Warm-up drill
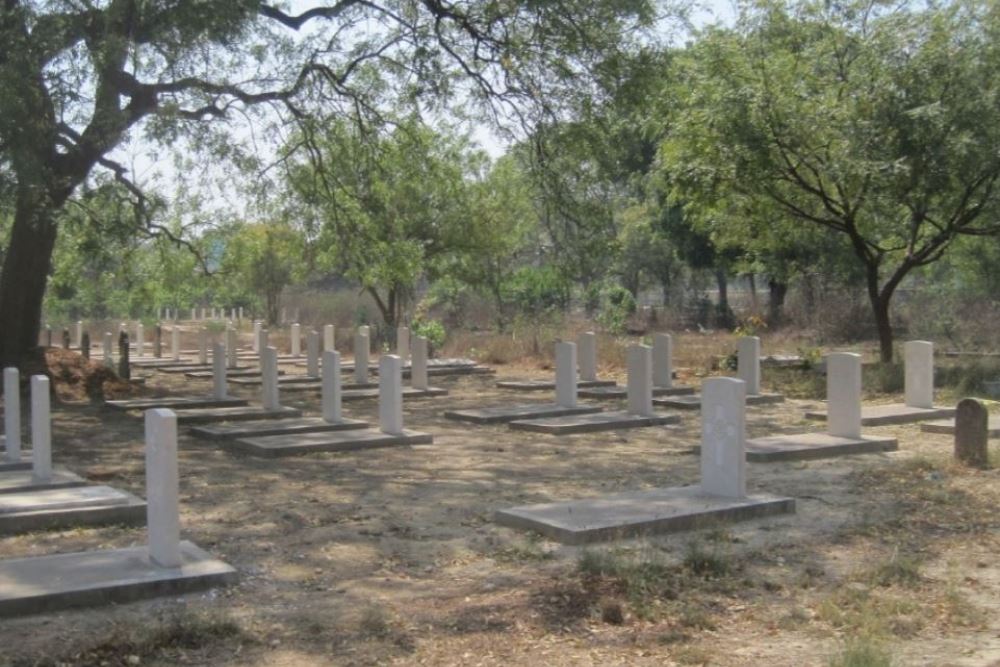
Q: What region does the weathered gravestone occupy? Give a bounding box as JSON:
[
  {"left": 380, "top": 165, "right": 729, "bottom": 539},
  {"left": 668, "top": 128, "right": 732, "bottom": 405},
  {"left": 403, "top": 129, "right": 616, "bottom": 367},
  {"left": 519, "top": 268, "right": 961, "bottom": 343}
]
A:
[
  {"left": 955, "top": 398, "right": 989, "bottom": 468},
  {"left": 62, "top": 329, "right": 70, "bottom": 350},
  {"left": 79, "top": 332, "right": 90, "bottom": 360},
  {"left": 118, "top": 332, "right": 130, "bottom": 380},
  {"left": 154, "top": 325, "right": 162, "bottom": 358}
]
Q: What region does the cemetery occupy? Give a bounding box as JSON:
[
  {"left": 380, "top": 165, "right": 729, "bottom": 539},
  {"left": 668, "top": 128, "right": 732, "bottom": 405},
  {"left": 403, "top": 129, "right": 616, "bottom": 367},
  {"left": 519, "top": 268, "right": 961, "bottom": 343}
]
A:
[{"left": 2, "top": 1, "right": 1000, "bottom": 665}]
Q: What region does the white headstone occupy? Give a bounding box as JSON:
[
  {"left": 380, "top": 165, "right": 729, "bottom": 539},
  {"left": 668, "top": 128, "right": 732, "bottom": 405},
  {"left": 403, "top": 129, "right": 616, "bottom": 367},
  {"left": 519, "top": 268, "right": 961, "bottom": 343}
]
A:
[
  {"left": 737, "top": 336, "right": 761, "bottom": 396},
  {"left": 290, "top": 323, "right": 301, "bottom": 357},
  {"left": 322, "top": 350, "right": 342, "bottom": 423},
  {"left": 103, "top": 332, "right": 114, "bottom": 368},
  {"left": 261, "top": 346, "right": 280, "bottom": 410},
  {"left": 252, "top": 320, "right": 262, "bottom": 352},
  {"left": 555, "top": 342, "right": 577, "bottom": 408},
  {"left": 652, "top": 333, "right": 673, "bottom": 389},
  {"left": 358, "top": 325, "right": 370, "bottom": 338},
  {"left": 626, "top": 344, "right": 653, "bottom": 417},
  {"left": 30, "top": 375, "right": 51, "bottom": 484},
  {"left": 700, "top": 377, "right": 746, "bottom": 499},
  {"left": 577, "top": 332, "right": 597, "bottom": 382},
  {"left": 212, "top": 343, "right": 227, "bottom": 399},
  {"left": 378, "top": 355, "right": 403, "bottom": 435},
  {"left": 904, "top": 340, "right": 934, "bottom": 409},
  {"left": 197, "top": 328, "right": 208, "bottom": 365},
  {"left": 238, "top": 306, "right": 243, "bottom": 321},
  {"left": 190, "top": 307, "right": 196, "bottom": 321},
  {"left": 75, "top": 321, "right": 83, "bottom": 348},
  {"left": 200, "top": 307, "right": 207, "bottom": 320},
  {"left": 226, "top": 327, "right": 238, "bottom": 369},
  {"left": 827, "top": 352, "right": 862, "bottom": 439},
  {"left": 411, "top": 335, "right": 429, "bottom": 390},
  {"left": 136, "top": 322, "right": 145, "bottom": 358},
  {"left": 354, "top": 332, "right": 370, "bottom": 384},
  {"left": 171, "top": 326, "right": 180, "bottom": 361},
  {"left": 323, "top": 324, "right": 335, "bottom": 351},
  {"left": 4, "top": 368, "right": 20, "bottom": 462},
  {"left": 306, "top": 330, "right": 320, "bottom": 377},
  {"left": 144, "top": 408, "right": 182, "bottom": 568},
  {"left": 397, "top": 326, "right": 410, "bottom": 362},
  {"left": 257, "top": 327, "right": 269, "bottom": 361}
]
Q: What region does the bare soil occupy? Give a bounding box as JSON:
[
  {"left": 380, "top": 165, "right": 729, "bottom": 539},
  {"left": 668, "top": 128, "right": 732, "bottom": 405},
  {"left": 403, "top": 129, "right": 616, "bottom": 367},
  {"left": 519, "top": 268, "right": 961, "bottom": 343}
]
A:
[{"left": 1, "top": 334, "right": 999, "bottom": 667}]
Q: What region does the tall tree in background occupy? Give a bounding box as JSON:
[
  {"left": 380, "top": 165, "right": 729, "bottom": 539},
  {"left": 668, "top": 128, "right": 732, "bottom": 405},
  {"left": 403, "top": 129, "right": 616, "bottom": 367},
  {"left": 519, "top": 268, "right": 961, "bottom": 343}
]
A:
[{"left": 659, "top": 0, "right": 1000, "bottom": 361}]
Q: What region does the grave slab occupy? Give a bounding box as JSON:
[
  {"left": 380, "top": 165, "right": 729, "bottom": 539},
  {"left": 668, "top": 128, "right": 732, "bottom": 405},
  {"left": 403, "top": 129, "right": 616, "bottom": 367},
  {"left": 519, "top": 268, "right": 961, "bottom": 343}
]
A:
[
  {"left": 654, "top": 393, "right": 785, "bottom": 410},
  {"left": 226, "top": 428, "right": 433, "bottom": 457},
  {"left": 0, "top": 541, "right": 237, "bottom": 617},
  {"left": 495, "top": 379, "right": 617, "bottom": 391},
  {"left": 227, "top": 375, "right": 333, "bottom": 387},
  {"left": 105, "top": 396, "right": 248, "bottom": 411},
  {"left": 578, "top": 385, "right": 696, "bottom": 399},
  {"left": 184, "top": 369, "right": 286, "bottom": 379},
  {"left": 444, "top": 403, "right": 602, "bottom": 424},
  {"left": 921, "top": 417, "right": 1000, "bottom": 436},
  {"left": 0, "top": 485, "right": 146, "bottom": 535},
  {"left": 496, "top": 485, "right": 795, "bottom": 544},
  {"left": 155, "top": 364, "right": 248, "bottom": 374},
  {"left": 508, "top": 410, "right": 680, "bottom": 434},
  {"left": 342, "top": 387, "right": 448, "bottom": 402},
  {"left": 172, "top": 405, "right": 301, "bottom": 425},
  {"left": 740, "top": 433, "right": 898, "bottom": 462},
  {"left": 805, "top": 403, "right": 955, "bottom": 426},
  {"left": 190, "top": 417, "right": 368, "bottom": 439},
  {"left": 0, "top": 467, "right": 87, "bottom": 494},
  {"left": 0, "top": 457, "right": 32, "bottom": 473}
]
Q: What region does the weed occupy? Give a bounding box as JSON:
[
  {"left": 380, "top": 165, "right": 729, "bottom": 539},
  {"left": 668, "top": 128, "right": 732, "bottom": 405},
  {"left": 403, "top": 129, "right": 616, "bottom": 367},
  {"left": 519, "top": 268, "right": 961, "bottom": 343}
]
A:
[
  {"left": 827, "top": 636, "right": 894, "bottom": 667},
  {"left": 683, "top": 540, "right": 732, "bottom": 578},
  {"left": 867, "top": 550, "right": 922, "bottom": 587},
  {"left": 358, "top": 604, "right": 392, "bottom": 638}
]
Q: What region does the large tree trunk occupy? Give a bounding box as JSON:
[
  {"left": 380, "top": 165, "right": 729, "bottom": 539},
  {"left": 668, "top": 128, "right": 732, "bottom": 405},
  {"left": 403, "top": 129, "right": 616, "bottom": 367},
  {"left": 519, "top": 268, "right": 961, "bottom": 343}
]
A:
[
  {"left": 864, "top": 265, "right": 894, "bottom": 363},
  {"left": 768, "top": 279, "right": 788, "bottom": 326},
  {"left": 0, "top": 188, "right": 61, "bottom": 368},
  {"left": 714, "top": 268, "right": 733, "bottom": 328}
]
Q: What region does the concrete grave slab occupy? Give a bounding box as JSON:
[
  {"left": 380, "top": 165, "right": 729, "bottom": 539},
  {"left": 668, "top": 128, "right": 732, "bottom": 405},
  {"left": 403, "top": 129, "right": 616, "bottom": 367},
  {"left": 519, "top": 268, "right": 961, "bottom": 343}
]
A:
[
  {"left": 495, "top": 379, "right": 616, "bottom": 391},
  {"left": 654, "top": 393, "right": 785, "bottom": 410},
  {"left": 342, "top": 386, "right": 448, "bottom": 402},
  {"left": 190, "top": 416, "right": 368, "bottom": 439},
  {"left": 495, "top": 485, "right": 794, "bottom": 545},
  {"left": 0, "top": 467, "right": 87, "bottom": 494},
  {"left": 578, "top": 385, "right": 696, "bottom": 399},
  {"left": 227, "top": 375, "right": 336, "bottom": 386},
  {"left": 0, "top": 456, "right": 32, "bottom": 473},
  {"left": 740, "top": 433, "right": 898, "bottom": 462},
  {"left": 921, "top": 417, "right": 1000, "bottom": 436},
  {"left": 105, "top": 396, "right": 248, "bottom": 411},
  {"left": 184, "top": 368, "right": 286, "bottom": 379},
  {"left": 172, "top": 405, "right": 301, "bottom": 424},
  {"left": 0, "top": 485, "right": 146, "bottom": 535},
  {"left": 508, "top": 410, "right": 680, "bottom": 435},
  {"left": 0, "top": 541, "right": 236, "bottom": 617},
  {"left": 805, "top": 404, "right": 955, "bottom": 426},
  {"left": 226, "top": 428, "right": 432, "bottom": 457},
  {"left": 444, "top": 403, "right": 602, "bottom": 424},
  {"left": 155, "top": 364, "right": 248, "bottom": 374}
]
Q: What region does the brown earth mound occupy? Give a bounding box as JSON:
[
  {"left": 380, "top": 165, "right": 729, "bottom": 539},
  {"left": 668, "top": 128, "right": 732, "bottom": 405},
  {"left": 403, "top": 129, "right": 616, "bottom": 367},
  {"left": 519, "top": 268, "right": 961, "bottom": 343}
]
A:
[{"left": 37, "top": 347, "right": 139, "bottom": 402}]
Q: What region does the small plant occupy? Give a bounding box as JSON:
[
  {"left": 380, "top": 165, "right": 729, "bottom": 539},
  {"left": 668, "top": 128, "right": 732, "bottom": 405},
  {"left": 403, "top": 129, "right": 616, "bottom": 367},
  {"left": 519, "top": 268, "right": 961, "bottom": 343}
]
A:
[
  {"left": 358, "top": 604, "right": 392, "bottom": 638},
  {"left": 595, "top": 281, "right": 637, "bottom": 335},
  {"left": 734, "top": 314, "right": 767, "bottom": 337},
  {"left": 683, "top": 540, "right": 732, "bottom": 578},
  {"left": 867, "top": 550, "right": 922, "bottom": 588},
  {"left": 827, "top": 636, "right": 894, "bottom": 667},
  {"left": 411, "top": 318, "right": 446, "bottom": 349}
]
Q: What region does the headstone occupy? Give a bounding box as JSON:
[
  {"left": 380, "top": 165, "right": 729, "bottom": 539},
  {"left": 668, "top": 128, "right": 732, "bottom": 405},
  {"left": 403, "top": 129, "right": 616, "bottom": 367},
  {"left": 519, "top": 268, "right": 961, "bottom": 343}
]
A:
[
  {"left": 136, "top": 322, "right": 144, "bottom": 358},
  {"left": 62, "top": 328, "right": 70, "bottom": 349},
  {"left": 397, "top": 326, "right": 410, "bottom": 362},
  {"left": 103, "top": 332, "right": 113, "bottom": 368},
  {"left": 119, "top": 322, "right": 127, "bottom": 336},
  {"left": 212, "top": 343, "right": 227, "bottom": 400},
  {"left": 555, "top": 342, "right": 577, "bottom": 409},
  {"left": 257, "top": 327, "right": 269, "bottom": 359},
  {"left": 322, "top": 350, "right": 342, "bottom": 423},
  {"left": 290, "top": 323, "right": 301, "bottom": 357},
  {"left": 378, "top": 355, "right": 403, "bottom": 435},
  {"left": 4, "top": 368, "right": 20, "bottom": 462},
  {"left": 252, "top": 320, "right": 261, "bottom": 352},
  {"left": 118, "top": 331, "right": 130, "bottom": 380},
  {"left": 904, "top": 340, "right": 934, "bottom": 409},
  {"left": 281, "top": 307, "right": 287, "bottom": 325},
  {"left": 626, "top": 344, "right": 653, "bottom": 417},
  {"left": 306, "top": 330, "right": 320, "bottom": 377},
  {"left": 226, "top": 327, "right": 238, "bottom": 369},
  {"left": 323, "top": 325, "right": 335, "bottom": 352},
  {"left": 954, "top": 398, "right": 989, "bottom": 468},
  {"left": 827, "top": 352, "right": 862, "bottom": 439},
  {"left": 197, "top": 328, "right": 208, "bottom": 365},
  {"left": 261, "top": 347, "right": 280, "bottom": 410},
  {"left": 45, "top": 325, "right": 52, "bottom": 348},
  {"left": 200, "top": 307, "right": 207, "bottom": 320},
  {"left": 171, "top": 326, "right": 180, "bottom": 362},
  {"left": 354, "top": 332, "right": 370, "bottom": 384},
  {"left": 577, "top": 332, "right": 597, "bottom": 382},
  {"left": 700, "top": 377, "right": 746, "bottom": 499},
  {"left": 30, "top": 375, "right": 51, "bottom": 484},
  {"left": 154, "top": 325, "right": 162, "bottom": 358},
  {"left": 411, "top": 336, "right": 429, "bottom": 390},
  {"left": 80, "top": 332, "right": 90, "bottom": 360},
  {"left": 190, "top": 307, "right": 196, "bottom": 321},
  {"left": 145, "top": 408, "right": 181, "bottom": 568},
  {"left": 238, "top": 306, "right": 243, "bottom": 321},
  {"left": 75, "top": 321, "right": 83, "bottom": 348},
  {"left": 358, "top": 325, "right": 370, "bottom": 338},
  {"left": 737, "top": 336, "right": 761, "bottom": 396},
  {"left": 652, "top": 333, "right": 674, "bottom": 389}
]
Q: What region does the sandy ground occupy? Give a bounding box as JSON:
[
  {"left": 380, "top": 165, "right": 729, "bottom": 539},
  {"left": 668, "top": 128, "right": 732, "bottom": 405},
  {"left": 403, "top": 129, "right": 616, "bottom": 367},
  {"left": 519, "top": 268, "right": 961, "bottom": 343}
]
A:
[{"left": 1, "top": 349, "right": 999, "bottom": 667}]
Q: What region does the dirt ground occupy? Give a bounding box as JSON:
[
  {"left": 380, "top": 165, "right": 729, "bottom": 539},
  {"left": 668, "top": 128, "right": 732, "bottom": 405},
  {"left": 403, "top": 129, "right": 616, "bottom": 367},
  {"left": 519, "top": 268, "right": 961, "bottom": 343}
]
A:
[{"left": 1, "top": 336, "right": 999, "bottom": 667}]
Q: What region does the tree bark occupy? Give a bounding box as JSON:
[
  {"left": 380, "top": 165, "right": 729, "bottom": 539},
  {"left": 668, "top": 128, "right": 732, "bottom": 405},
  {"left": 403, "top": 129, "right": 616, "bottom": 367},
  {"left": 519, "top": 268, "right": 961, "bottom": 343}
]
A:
[
  {"left": 0, "top": 189, "right": 62, "bottom": 368},
  {"left": 714, "top": 268, "right": 733, "bottom": 328},
  {"left": 863, "top": 264, "right": 895, "bottom": 363},
  {"left": 768, "top": 279, "right": 788, "bottom": 326}
]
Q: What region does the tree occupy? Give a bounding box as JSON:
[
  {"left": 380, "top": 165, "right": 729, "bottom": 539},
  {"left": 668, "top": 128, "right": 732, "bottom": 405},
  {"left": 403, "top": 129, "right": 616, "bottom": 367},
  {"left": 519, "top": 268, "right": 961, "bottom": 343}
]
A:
[
  {"left": 0, "top": 0, "right": 659, "bottom": 367},
  {"left": 659, "top": 0, "right": 1000, "bottom": 361},
  {"left": 219, "top": 223, "right": 305, "bottom": 325}
]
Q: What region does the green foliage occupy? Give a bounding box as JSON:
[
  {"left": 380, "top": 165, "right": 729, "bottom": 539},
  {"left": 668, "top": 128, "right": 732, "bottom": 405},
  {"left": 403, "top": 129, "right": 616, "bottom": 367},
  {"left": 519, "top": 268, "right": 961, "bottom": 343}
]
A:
[
  {"left": 594, "top": 280, "right": 637, "bottom": 334},
  {"left": 502, "top": 265, "right": 572, "bottom": 320},
  {"left": 411, "top": 318, "right": 446, "bottom": 350},
  {"left": 827, "top": 637, "right": 894, "bottom": 667},
  {"left": 218, "top": 223, "right": 305, "bottom": 325}
]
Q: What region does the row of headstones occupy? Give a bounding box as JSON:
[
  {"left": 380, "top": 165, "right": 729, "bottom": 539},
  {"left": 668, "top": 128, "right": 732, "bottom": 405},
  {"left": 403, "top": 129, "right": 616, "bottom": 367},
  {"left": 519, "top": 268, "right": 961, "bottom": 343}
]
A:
[
  {"left": 252, "top": 323, "right": 415, "bottom": 371},
  {"left": 2, "top": 370, "right": 54, "bottom": 478}
]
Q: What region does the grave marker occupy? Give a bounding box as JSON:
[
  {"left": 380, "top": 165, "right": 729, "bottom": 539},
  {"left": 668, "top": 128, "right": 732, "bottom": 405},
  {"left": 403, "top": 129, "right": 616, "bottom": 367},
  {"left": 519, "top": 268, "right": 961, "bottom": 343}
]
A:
[
  {"left": 118, "top": 332, "right": 130, "bottom": 380},
  {"left": 212, "top": 343, "right": 227, "bottom": 399},
  {"left": 378, "top": 355, "right": 403, "bottom": 435},
  {"left": 198, "top": 328, "right": 208, "bottom": 365},
  {"left": 252, "top": 320, "right": 261, "bottom": 352},
  {"left": 555, "top": 342, "right": 577, "bottom": 408},
  {"left": 171, "top": 326, "right": 180, "bottom": 362},
  {"left": 154, "top": 325, "right": 162, "bottom": 358},
  {"left": 226, "top": 327, "right": 238, "bottom": 369},
  {"left": 905, "top": 340, "right": 934, "bottom": 409},
  {"left": 323, "top": 325, "right": 335, "bottom": 351},
  {"left": 626, "top": 345, "right": 653, "bottom": 417},
  {"left": 577, "top": 332, "right": 597, "bottom": 382},
  {"left": 30, "top": 376, "right": 52, "bottom": 484},
  {"left": 291, "top": 323, "right": 301, "bottom": 357},
  {"left": 4, "top": 368, "right": 21, "bottom": 463},
  {"left": 653, "top": 333, "right": 673, "bottom": 389},
  {"left": 306, "top": 330, "right": 320, "bottom": 377},
  {"left": 827, "top": 353, "right": 862, "bottom": 439},
  {"left": 80, "top": 332, "right": 90, "bottom": 360},
  {"left": 397, "top": 326, "right": 410, "bottom": 362},
  {"left": 411, "top": 336, "right": 429, "bottom": 390},
  {"left": 62, "top": 328, "right": 70, "bottom": 349},
  {"left": 355, "top": 332, "right": 370, "bottom": 384},
  {"left": 136, "top": 322, "right": 144, "bottom": 358},
  {"left": 701, "top": 377, "right": 746, "bottom": 498},
  {"left": 103, "top": 332, "right": 113, "bottom": 369},
  {"left": 322, "top": 350, "right": 342, "bottom": 423},
  {"left": 145, "top": 409, "right": 181, "bottom": 567},
  {"left": 955, "top": 398, "right": 989, "bottom": 468},
  {"left": 737, "top": 337, "right": 761, "bottom": 396},
  {"left": 261, "top": 347, "right": 280, "bottom": 410}
]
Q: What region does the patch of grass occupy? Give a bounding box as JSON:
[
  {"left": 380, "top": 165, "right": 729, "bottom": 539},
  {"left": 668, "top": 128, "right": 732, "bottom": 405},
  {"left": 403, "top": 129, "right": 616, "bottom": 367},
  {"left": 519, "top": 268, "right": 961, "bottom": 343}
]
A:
[
  {"left": 493, "top": 535, "right": 554, "bottom": 563},
  {"left": 827, "top": 636, "right": 894, "bottom": 667},
  {"left": 768, "top": 366, "right": 825, "bottom": 399},
  {"left": 866, "top": 550, "right": 923, "bottom": 588},
  {"left": 683, "top": 540, "right": 733, "bottom": 578},
  {"left": 577, "top": 547, "right": 679, "bottom": 620},
  {"left": 358, "top": 604, "right": 392, "bottom": 638},
  {"left": 677, "top": 602, "right": 717, "bottom": 631},
  {"left": 816, "top": 585, "right": 922, "bottom": 638},
  {"left": 671, "top": 644, "right": 715, "bottom": 665}
]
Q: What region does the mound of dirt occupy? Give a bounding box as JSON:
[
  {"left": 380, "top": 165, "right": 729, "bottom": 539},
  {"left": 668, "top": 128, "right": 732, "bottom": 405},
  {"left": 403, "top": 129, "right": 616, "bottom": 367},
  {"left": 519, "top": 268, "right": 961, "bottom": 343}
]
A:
[{"left": 40, "top": 347, "right": 140, "bottom": 402}]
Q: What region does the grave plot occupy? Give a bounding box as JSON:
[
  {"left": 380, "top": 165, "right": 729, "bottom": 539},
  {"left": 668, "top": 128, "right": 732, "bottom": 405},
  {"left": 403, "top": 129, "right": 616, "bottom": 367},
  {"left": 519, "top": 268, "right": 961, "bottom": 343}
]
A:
[
  {"left": 446, "top": 342, "right": 603, "bottom": 424},
  {"left": 497, "top": 331, "right": 616, "bottom": 391},
  {"left": 495, "top": 377, "right": 795, "bottom": 544},
  {"left": 190, "top": 349, "right": 368, "bottom": 440},
  {"left": 738, "top": 353, "right": 897, "bottom": 462},
  {"left": 578, "top": 333, "right": 695, "bottom": 399},
  {"left": 509, "top": 345, "right": 681, "bottom": 435},
  {"left": 654, "top": 336, "right": 784, "bottom": 410},
  {"left": 806, "top": 341, "right": 955, "bottom": 426},
  {"left": 921, "top": 417, "right": 1000, "bottom": 436},
  {"left": 0, "top": 409, "right": 236, "bottom": 617},
  {"left": 226, "top": 355, "right": 432, "bottom": 457}
]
